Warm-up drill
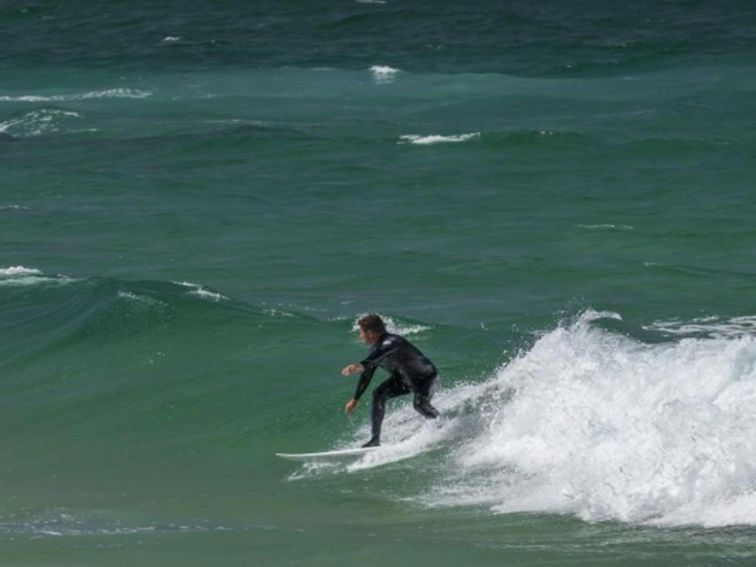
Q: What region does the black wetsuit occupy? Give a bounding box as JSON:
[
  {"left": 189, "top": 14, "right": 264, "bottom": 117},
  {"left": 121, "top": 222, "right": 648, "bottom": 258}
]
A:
[{"left": 354, "top": 333, "right": 439, "bottom": 445}]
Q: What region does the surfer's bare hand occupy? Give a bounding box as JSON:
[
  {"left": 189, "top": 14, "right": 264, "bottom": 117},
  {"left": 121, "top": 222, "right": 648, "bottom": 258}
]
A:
[
  {"left": 341, "top": 363, "right": 363, "bottom": 376},
  {"left": 344, "top": 399, "right": 358, "bottom": 415}
]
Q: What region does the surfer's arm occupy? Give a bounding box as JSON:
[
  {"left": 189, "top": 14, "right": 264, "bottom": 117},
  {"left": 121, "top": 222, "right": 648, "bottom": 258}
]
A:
[
  {"left": 353, "top": 365, "right": 377, "bottom": 401},
  {"left": 343, "top": 366, "right": 375, "bottom": 414}
]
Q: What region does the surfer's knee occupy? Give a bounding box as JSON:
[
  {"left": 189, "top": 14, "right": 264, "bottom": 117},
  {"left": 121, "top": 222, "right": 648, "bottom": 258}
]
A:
[{"left": 372, "top": 388, "right": 388, "bottom": 407}]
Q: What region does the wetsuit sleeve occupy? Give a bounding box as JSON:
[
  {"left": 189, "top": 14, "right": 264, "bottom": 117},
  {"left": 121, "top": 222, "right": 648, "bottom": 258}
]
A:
[{"left": 353, "top": 365, "right": 377, "bottom": 401}]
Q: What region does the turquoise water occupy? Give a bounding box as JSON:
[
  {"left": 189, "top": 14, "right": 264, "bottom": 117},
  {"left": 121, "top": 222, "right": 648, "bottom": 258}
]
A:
[{"left": 3, "top": 2, "right": 756, "bottom": 565}]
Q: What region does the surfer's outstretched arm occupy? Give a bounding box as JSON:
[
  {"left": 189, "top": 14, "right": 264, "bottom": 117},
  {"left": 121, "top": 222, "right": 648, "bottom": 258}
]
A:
[{"left": 352, "top": 365, "right": 377, "bottom": 403}]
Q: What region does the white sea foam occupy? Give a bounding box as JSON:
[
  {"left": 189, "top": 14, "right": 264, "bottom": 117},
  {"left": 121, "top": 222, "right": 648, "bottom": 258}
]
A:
[
  {"left": 370, "top": 65, "right": 399, "bottom": 83},
  {"left": 0, "top": 109, "right": 82, "bottom": 137},
  {"left": 0, "top": 89, "right": 152, "bottom": 102},
  {"left": 162, "top": 36, "right": 181, "bottom": 42},
  {"left": 0, "top": 266, "right": 72, "bottom": 287},
  {"left": 333, "top": 310, "right": 756, "bottom": 527},
  {"left": 0, "top": 266, "right": 42, "bottom": 277},
  {"left": 399, "top": 133, "right": 481, "bottom": 145},
  {"left": 175, "top": 281, "right": 228, "bottom": 302}
]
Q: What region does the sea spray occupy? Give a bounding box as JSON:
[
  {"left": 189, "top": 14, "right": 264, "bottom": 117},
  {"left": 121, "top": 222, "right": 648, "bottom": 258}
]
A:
[{"left": 334, "top": 311, "right": 756, "bottom": 527}]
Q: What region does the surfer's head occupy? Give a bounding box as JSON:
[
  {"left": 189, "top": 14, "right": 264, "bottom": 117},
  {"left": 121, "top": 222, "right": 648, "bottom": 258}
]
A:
[{"left": 357, "top": 313, "right": 386, "bottom": 345}]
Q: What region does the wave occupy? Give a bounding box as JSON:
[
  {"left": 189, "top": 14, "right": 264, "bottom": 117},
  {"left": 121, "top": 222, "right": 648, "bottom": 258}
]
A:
[
  {"left": 173, "top": 281, "right": 229, "bottom": 303},
  {"left": 309, "top": 310, "right": 756, "bottom": 528},
  {"left": 396, "top": 129, "right": 581, "bottom": 147},
  {"left": 0, "top": 266, "right": 42, "bottom": 277},
  {"left": 0, "top": 89, "right": 152, "bottom": 102},
  {"left": 644, "top": 315, "right": 756, "bottom": 339},
  {"left": 370, "top": 65, "right": 399, "bottom": 83},
  {"left": 394, "top": 129, "right": 589, "bottom": 149},
  {"left": 399, "top": 133, "right": 480, "bottom": 145},
  {"left": 0, "top": 267, "right": 315, "bottom": 370},
  {"left": 577, "top": 224, "right": 635, "bottom": 231},
  {"left": 0, "top": 108, "right": 84, "bottom": 138},
  {"left": 0, "top": 265, "right": 73, "bottom": 287},
  {"left": 0, "top": 267, "right": 235, "bottom": 306}
]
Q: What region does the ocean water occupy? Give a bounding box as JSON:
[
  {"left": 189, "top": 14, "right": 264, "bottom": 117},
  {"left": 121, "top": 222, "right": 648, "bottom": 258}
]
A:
[{"left": 2, "top": 1, "right": 756, "bottom": 565}]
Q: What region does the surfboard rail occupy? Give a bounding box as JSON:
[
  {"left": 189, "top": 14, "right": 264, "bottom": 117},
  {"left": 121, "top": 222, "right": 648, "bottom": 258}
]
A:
[{"left": 275, "top": 447, "right": 378, "bottom": 462}]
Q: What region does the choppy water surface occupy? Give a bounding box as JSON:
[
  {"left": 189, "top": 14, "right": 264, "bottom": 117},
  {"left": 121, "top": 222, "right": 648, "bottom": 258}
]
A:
[{"left": 3, "top": 2, "right": 756, "bottom": 565}]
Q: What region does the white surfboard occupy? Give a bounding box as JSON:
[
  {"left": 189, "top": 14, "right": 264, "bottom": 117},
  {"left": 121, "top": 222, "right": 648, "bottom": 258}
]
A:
[{"left": 275, "top": 446, "right": 379, "bottom": 462}]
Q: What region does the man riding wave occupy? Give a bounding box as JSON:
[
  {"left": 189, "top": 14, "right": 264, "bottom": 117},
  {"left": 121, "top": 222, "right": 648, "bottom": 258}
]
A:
[{"left": 341, "top": 314, "right": 440, "bottom": 447}]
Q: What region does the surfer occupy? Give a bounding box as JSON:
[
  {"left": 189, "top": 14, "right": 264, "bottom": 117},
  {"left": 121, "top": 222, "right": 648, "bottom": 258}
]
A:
[{"left": 341, "top": 314, "right": 439, "bottom": 447}]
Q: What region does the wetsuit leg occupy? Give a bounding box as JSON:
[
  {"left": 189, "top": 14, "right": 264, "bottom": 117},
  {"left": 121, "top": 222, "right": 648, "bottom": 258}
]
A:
[
  {"left": 412, "top": 374, "right": 440, "bottom": 419},
  {"left": 368, "top": 374, "right": 410, "bottom": 445}
]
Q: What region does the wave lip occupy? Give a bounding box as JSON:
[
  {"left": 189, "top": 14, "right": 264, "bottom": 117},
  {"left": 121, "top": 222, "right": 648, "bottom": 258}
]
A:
[{"left": 399, "top": 132, "right": 480, "bottom": 145}]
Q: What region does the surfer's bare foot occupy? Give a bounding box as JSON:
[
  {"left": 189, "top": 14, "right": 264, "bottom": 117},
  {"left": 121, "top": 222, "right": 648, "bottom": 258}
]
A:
[{"left": 361, "top": 438, "right": 380, "bottom": 448}]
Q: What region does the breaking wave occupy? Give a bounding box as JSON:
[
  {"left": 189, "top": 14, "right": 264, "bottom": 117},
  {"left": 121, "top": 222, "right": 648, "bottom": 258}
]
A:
[{"left": 304, "top": 310, "right": 756, "bottom": 528}]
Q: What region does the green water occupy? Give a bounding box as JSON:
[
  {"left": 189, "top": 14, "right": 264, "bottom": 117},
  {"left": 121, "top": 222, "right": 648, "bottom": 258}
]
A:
[{"left": 2, "top": 1, "right": 756, "bottom": 565}]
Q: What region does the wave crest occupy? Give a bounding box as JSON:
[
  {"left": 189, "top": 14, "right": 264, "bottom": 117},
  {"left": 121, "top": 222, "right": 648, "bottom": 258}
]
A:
[{"left": 325, "top": 311, "right": 756, "bottom": 528}]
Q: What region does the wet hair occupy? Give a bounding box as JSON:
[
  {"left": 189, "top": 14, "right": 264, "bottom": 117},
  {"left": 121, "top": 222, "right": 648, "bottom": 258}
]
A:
[{"left": 358, "top": 313, "right": 386, "bottom": 335}]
